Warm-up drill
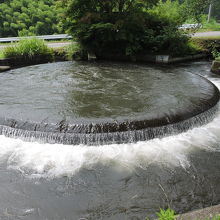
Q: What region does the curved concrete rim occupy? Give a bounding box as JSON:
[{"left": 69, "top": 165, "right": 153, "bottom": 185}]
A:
[{"left": 0, "top": 71, "right": 219, "bottom": 135}]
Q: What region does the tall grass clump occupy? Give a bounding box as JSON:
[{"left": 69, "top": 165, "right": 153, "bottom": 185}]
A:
[
  {"left": 0, "top": 51, "right": 4, "bottom": 59},
  {"left": 3, "top": 38, "right": 53, "bottom": 60},
  {"left": 53, "top": 43, "right": 87, "bottom": 61}
]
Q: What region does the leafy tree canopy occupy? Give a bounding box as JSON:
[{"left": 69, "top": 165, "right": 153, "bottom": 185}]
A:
[
  {"left": 0, "top": 0, "right": 63, "bottom": 37},
  {"left": 181, "top": 0, "right": 212, "bottom": 21},
  {"left": 59, "top": 0, "right": 193, "bottom": 56},
  {"left": 212, "top": 0, "right": 220, "bottom": 20}
]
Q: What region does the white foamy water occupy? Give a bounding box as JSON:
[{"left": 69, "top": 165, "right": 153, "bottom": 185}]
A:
[{"left": 0, "top": 77, "right": 219, "bottom": 178}]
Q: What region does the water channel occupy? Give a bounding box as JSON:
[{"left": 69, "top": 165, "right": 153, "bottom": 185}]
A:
[{"left": 0, "top": 61, "right": 219, "bottom": 219}]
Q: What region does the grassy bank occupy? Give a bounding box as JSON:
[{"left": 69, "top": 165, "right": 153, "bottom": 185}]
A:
[
  {"left": 190, "top": 36, "right": 220, "bottom": 57},
  {"left": 0, "top": 38, "right": 82, "bottom": 67},
  {"left": 0, "top": 51, "right": 4, "bottom": 59},
  {"left": 0, "top": 38, "right": 80, "bottom": 61},
  {"left": 1, "top": 36, "right": 219, "bottom": 62},
  {"left": 2, "top": 38, "right": 53, "bottom": 59}
]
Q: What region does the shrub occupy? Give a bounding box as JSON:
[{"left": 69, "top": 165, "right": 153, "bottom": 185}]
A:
[
  {"left": 190, "top": 38, "right": 220, "bottom": 55},
  {"left": 63, "top": 43, "right": 85, "bottom": 60},
  {"left": 70, "top": 12, "right": 190, "bottom": 57},
  {"left": 59, "top": 0, "right": 192, "bottom": 57},
  {"left": 148, "top": 0, "right": 184, "bottom": 24},
  {"left": 53, "top": 43, "right": 86, "bottom": 60},
  {"left": 0, "top": 51, "right": 4, "bottom": 59},
  {"left": 3, "top": 38, "right": 53, "bottom": 60},
  {"left": 212, "top": 49, "right": 220, "bottom": 60}
]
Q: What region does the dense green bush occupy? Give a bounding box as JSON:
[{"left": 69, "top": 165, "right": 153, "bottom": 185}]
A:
[
  {"left": 3, "top": 38, "right": 53, "bottom": 60},
  {"left": 0, "top": 0, "right": 63, "bottom": 37},
  {"left": 148, "top": 0, "right": 184, "bottom": 24},
  {"left": 190, "top": 37, "right": 220, "bottom": 54},
  {"left": 60, "top": 0, "right": 193, "bottom": 57},
  {"left": 53, "top": 43, "right": 86, "bottom": 60}
]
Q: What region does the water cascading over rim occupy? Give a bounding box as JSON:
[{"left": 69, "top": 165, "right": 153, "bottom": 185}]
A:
[{"left": 0, "top": 61, "right": 219, "bottom": 145}]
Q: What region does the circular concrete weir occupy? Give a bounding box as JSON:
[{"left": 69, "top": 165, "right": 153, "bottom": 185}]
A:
[{"left": 0, "top": 61, "right": 219, "bottom": 145}]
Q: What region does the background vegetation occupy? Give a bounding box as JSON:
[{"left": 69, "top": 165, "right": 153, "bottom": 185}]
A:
[
  {"left": 0, "top": 0, "right": 63, "bottom": 37},
  {"left": 58, "top": 0, "right": 198, "bottom": 57},
  {"left": 0, "top": 0, "right": 220, "bottom": 58},
  {"left": 0, "top": 0, "right": 219, "bottom": 38}
]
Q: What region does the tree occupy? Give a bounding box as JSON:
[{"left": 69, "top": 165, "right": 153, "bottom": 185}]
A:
[
  {"left": 212, "top": 0, "right": 220, "bottom": 20},
  {"left": 149, "top": 0, "right": 184, "bottom": 24},
  {"left": 0, "top": 0, "right": 63, "bottom": 37},
  {"left": 59, "top": 0, "right": 191, "bottom": 57},
  {"left": 181, "top": 0, "right": 212, "bottom": 21}
]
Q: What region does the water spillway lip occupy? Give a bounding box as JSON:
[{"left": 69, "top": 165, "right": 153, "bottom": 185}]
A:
[
  {"left": 0, "top": 103, "right": 218, "bottom": 146},
  {"left": 0, "top": 73, "right": 219, "bottom": 134},
  {"left": 0, "top": 61, "right": 219, "bottom": 145}
]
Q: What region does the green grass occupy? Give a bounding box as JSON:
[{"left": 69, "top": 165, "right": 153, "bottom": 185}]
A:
[
  {"left": 0, "top": 51, "right": 4, "bottom": 59},
  {"left": 199, "top": 23, "right": 220, "bottom": 32},
  {"left": 53, "top": 42, "right": 85, "bottom": 60},
  {"left": 199, "top": 28, "right": 220, "bottom": 32},
  {"left": 193, "top": 36, "right": 220, "bottom": 40},
  {"left": 146, "top": 208, "right": 176, "bottom": 220},
  {"left": 189, "top": 37, "right": 220, "bottom": 58},
  {"left": 0, "top": 42, "right": 14, "bottom": 46},
  {"left": 196, "top": 16, "right": 220, "bottom": 32},
  {"left": 0, "top": 39, "right": 79, "bottom": 61},
  {"left": 156, "top": 208, "right": 176, "bottom": 220},
  {"left": 2, "top": 38, "right": 53, "bottom": 59}
]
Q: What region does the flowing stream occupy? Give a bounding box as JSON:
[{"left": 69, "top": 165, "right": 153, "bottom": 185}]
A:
[{"left": 0, "top": 61, "right": 219, "bottom": 220}]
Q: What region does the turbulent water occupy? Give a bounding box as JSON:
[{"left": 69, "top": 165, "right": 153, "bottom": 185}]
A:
[
  {"left": 0, "top": 61, "right": 219, "bottom": 145},
  {"left": 0, "top": 61, "right": 219, "bottom": 220}
]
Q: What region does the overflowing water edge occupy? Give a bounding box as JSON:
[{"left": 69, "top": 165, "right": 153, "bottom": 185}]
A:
[
  {"left": 0, "top": 76, "right": 217, "bottom": 178},
  {"left": 0, "top": 62, "right": 219, "bottom": 219}
]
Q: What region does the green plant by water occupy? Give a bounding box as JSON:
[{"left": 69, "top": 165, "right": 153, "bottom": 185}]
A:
[
  {"left": 145, "top": 208, "right": 176, "bottom": 220},
  {"left": 3, "top": 38, "right": 53, "bottom": 59},
  {"left": 145, "top": 208, "right": 220, "bottom": 220}
]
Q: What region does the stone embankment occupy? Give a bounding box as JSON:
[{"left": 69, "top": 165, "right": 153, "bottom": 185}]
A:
[{"left": 176, "top": 204, "right": 220, "bottom": 220}]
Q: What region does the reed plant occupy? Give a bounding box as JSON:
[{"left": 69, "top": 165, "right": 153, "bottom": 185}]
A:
[{"left": 3, "top": 38, "right": 53, "bottom": 60}]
